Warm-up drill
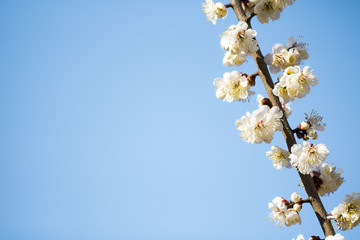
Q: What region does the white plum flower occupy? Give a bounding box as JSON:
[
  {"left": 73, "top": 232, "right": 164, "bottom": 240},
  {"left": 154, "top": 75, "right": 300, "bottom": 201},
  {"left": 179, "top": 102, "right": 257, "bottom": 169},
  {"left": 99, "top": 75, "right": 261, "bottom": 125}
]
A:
[
  {"left": 235, "top": 105, "right": 283, "bottom": 144},
  {"left": 254, "top": 0, "right": 283, "bottom": 24},
  {"left": 306, "top": 110, "right": 326, "bottom": 132},
  {"left": 220, "top": 21, "right": 258, "bottom": 66},
  {"left": 273, "top": 80, "right": 294, "bottom": 104},
  {"left": 285, "top": 66, "right": 318, "bottom": 99},
  {"left": 289, "top": 141, "right": 329, "bottom": 174},
  {"left": 265, "top": 36, "right": 309, "bottom": 74},
  {"left": 268, "top": 197, "right": 301, "bottom": 227},
  {"left": 330, "top": 192, "right": 360, "bottom": 230},
  {"left": 287, "top": 36, "right": 309, "bottom": 64},
  {"left": 265, "top": 43, "right": 292, "bottom": 74},
  {"left": 266, "top": 145, "right": 291, "bottom": 169},
  {"left": 325, "top": 234, "right": 346, "bottom": 240},
  {"left": 311, "top": 163, "right": 344, "bottom": 196},
  {"left": 213, "top": 71, "right": 254, "bottom": 102},
  {"left": 274, "top": 66, "right": 318, "bottom": 102},
  {"left": 202, "top": 0, "right": 228, "bottom": 24}
]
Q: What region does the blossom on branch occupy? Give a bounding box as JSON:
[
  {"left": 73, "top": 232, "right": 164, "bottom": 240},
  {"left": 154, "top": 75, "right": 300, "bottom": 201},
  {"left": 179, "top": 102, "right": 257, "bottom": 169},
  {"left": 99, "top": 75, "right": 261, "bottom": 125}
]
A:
[
  {"left": 246, "top": 0, "right": 295, "bottom": 24},
  {"left": 213, "top": 71, "right": 254, "bottom": 102},
  {"left": 220, "top": 21, "right": 259, "bottom": 66},
  {"left": 289, "top": 141, "right": 329, "bottom": 174},
  {"left": 268, "top": 196, "right": 301, "bottom": 227},
  {"left": 235, "top": 105, "right": 283, "bottom": 144},
  {"left": 202, "top": 0, "right": 228, "bottom": 25},
  {"left": 273, "top": 66, "right": 318, "bottom": 102},
  {"left": 330, "top": 192, "right": 360, "bottom": 230},
  {"left": 311, "top": 162, "right": 344, "bottom": 196},
  {"left": 266, "top": 145, "right": 291, "bottom": 169},
  {"left": 265, "top": 36, "right": 309, "bottom": 74}
]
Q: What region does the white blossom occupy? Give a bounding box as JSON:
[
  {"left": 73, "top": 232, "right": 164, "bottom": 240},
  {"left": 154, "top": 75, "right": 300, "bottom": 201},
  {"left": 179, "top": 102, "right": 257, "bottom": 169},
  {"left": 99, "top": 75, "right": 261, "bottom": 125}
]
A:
[
  {"left": 287, "top": 36, "right": 309, "bottom": 63},
  {"left": 266, "top": 145, "right": 291, "bottom": 169},
  {"left": 235, "top": 105, "right": 283, "bottom": 144},
  {"left": 220, "top": 22, "right": 258, "bottom": 66},
  {"left": 289, "top": 141, "right": 329, "bottom": 174},
  {"left": 265, "top": 36, "right": 309, "bottom": 74},
  {"left": 213, "top": 71, "right": 254, "bottom": 102},
  {"left": 273, "top": 66, "right": 318, "bottom": 102},
  {"left": 312, "top": 163, "right": 344, "bottom": 196},
  {"left": 306, "top": 110, "right": 326, "bottom": 132},
  {"left": 330, "top": 192, "right": 360, "bottom": 230},
  {"left": 268, "top": 197, "right": 301, "bottom": 227},
  {"left": 325, "top": 234, "right": 346, "bottom": 240},
  {"left": 202, "top": 0, "right": 228, "bottom": 24},
  {"left": 254, "top": 0, "right": 283, "bottom": 24}
]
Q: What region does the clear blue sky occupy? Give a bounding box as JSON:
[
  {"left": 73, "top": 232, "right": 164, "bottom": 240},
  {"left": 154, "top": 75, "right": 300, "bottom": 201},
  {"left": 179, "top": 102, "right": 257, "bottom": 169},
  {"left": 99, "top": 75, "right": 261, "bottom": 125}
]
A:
[{"left": 0, "top": 0, "right": 359, "bottom": 239}]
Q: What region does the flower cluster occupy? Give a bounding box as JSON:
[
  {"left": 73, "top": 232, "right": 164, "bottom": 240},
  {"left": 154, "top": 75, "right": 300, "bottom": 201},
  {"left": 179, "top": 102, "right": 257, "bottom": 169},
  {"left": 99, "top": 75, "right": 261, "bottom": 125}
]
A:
[
  {"left": 289, "top": 141, "right": 329, "bottom": 174},
  {"left": 265, "top": 36, "right": 309, "bottom": 74},
  {"left": 202, "top": 1, "right": 356, "bottom": 238},
  {"left": 235, "top": 105, "right": 283, "bottom": 144},
  {"left": 202, "top": 0, "right": 228, "bottom": 25},
  {"left": 213, "top": 71, "right": 255, "bottom": 102},
  {"left": 220, "top": 21, "right": 259, "bottom": 66},
  {"left": 330, "top": 192, "right": 360, "bottom": 230},
  {"left": 266, "top": 145, "right": 291, "bottom": 170},
  {"left": 311, "top": 162, "right": 344, "bottom": 196},
  {"left": 295, "top": 110, "right": 326, "bottom": 140},
  {"left": 268, "top": 193, "right": 302, "bottom": 227},
  {"left": 273, "top": 66, "right": 318, "bottom": 103}
]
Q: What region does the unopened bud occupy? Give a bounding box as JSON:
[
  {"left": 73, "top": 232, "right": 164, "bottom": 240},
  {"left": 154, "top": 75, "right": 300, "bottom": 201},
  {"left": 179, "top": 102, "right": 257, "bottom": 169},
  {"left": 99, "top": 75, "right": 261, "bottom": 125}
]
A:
[
  {"left": 303, "top": 134, "right": 309, "bottom": 141},
  {"left": 291, "top": 192, "right": 302, "bottom": 203},
  {"left": 215, "top": 2, "right": 228, "bottom": 18},
  {"left": 313, "top": 132, "right": 318, "bottom": 140},
  {"left": 299, "top": 121, "right": 310, "bottom": 131},
  {"left": 293, "top": 203, "right": 302, "bottom": 212},
  {"left": 295, "top": 130, "right": 304, "bottom": 139},
  {"left": 259, "top": 98, "right": 272, "bottom": 108},
  {"left": 247, "top": 74, "right": 257, "bottom": 86}
]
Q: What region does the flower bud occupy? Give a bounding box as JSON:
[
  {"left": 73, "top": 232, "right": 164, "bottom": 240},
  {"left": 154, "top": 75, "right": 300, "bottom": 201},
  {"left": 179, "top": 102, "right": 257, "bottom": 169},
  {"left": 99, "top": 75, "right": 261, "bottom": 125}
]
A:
[
  {"left": 291, "top": 192, "right": 302, "bottom": 203},
  {"left": 215, "top": 2, "right": 228, "bottom": 18},
  {"left": 295, "top": 130, "right": 304, "bottom": 139},
  {"left": 299, "top": 121, "right": 310, "bottom": 131},
  {"left": 303, "top": 134, "right": 309, "bottom": 141},
  {"left": 247, "top": 74, "right": 257, "bottom": 86},
  {"left": 293, "top": 203, "right": 302, "bottom": 212}
]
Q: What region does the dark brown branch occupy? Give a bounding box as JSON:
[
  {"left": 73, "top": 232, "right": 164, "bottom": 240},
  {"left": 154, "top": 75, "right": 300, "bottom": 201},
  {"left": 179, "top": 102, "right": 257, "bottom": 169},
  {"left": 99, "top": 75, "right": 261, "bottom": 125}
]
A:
[
  {"left": 229, "top": 0, "right": 335, "bottom": 237},
  {"left": 225, "top": 3, "right": 233, "bottom": 8}
]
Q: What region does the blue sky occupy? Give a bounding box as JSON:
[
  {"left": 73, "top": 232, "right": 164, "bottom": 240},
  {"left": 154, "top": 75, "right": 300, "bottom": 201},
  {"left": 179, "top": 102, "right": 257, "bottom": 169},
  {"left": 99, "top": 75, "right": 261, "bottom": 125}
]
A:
[{"left": 0, "top": 0, "right": 359, "bottom": 239}]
